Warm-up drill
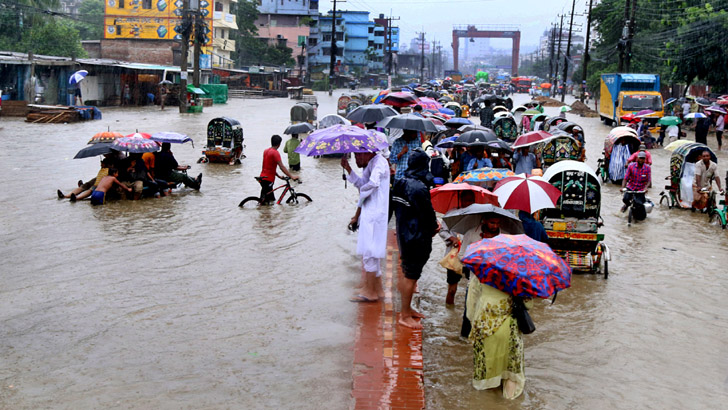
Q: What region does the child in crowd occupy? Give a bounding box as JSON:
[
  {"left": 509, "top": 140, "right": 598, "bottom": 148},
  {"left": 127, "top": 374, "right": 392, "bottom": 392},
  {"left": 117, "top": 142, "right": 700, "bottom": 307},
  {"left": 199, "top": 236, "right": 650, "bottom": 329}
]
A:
[{"left": 90, "top": 168, "right": 131, "bottom": 205}]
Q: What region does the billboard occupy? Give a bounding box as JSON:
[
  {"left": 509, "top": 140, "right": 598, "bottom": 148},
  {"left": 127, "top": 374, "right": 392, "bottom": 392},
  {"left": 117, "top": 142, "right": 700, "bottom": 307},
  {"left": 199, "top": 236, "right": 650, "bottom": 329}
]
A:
[{"left": 105, "top": 0, "right": 212, "bottom": 45}]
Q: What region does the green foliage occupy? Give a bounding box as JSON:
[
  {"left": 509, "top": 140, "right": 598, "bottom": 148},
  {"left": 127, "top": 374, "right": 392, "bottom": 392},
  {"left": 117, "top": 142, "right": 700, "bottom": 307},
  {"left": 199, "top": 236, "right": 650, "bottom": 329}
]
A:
[
  {"left": 311, "top": 78, "right": 329, "bottom": 91},
  {"left": 71, "top": 0, "right": 104, "bottom": 40},
  {"left": 232, "top": 0, "right": 295, "bottom": 67},
  {"left": 25, "top": 20, "right": 87, "bottom": 58},
  {"left": 520, "top": 57, "right": 549, "bottom": 79}
]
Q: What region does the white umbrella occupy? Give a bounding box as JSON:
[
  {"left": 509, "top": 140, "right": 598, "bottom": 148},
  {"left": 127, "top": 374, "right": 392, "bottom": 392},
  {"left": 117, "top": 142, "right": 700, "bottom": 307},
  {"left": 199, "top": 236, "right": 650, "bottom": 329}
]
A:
[
  {"left": 69, "top": 70, "right": 88, "bottom": 85},
  {"left": 685, "top": 112, "right": 707, "bottom": 119}
]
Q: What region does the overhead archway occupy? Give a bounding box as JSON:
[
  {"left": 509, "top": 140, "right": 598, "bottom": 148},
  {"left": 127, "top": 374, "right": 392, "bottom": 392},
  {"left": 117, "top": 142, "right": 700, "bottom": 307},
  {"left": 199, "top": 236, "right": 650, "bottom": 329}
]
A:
[{"left": 452, "top": 25, "right": 521, "bottom": 76}]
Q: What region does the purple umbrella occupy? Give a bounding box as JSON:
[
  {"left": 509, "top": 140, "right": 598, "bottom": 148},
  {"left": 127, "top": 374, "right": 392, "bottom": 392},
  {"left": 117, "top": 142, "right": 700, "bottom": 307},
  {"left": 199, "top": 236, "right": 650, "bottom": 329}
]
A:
[
  {"left": 294, "top": 125, "right": 388, "bottom": 157},
  {"left": 112, "top": 137, "right": 160, "bottom": 153},
  {"left": 635, "top": 109, "right": 655, "bottom": 117},
  {"left": 706, "top": 106, "right": 727, "bottom": 115}
]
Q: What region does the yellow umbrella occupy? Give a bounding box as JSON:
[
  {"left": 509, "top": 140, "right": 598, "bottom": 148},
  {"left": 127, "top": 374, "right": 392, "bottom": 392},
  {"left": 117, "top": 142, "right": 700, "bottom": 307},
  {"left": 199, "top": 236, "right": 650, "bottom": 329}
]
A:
[{"left": 664, "top": 140, "right": 692, "bottom": 152}]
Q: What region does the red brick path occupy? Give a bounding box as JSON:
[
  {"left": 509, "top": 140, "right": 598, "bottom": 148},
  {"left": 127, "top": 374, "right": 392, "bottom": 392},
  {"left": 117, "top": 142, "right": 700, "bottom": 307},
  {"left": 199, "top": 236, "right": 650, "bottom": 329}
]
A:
[{"left": 351, "top": 230, "right": 425, "bottom": 409}]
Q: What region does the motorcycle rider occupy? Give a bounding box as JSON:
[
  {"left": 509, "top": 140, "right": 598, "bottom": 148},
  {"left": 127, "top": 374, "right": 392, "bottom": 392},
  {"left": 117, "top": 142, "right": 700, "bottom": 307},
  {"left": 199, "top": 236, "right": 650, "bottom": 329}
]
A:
[{"left": 621, "top": 151, "right": 652, "bottom": 220}]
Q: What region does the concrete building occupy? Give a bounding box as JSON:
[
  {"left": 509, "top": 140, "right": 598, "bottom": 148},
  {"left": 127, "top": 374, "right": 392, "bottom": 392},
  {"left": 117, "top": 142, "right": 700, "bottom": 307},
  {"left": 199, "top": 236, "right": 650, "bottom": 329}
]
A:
[
  {"left": 212, "top": 0, "right": 238, "bottom": 69},
  {"left": 371, "top": 14, "right": 400, "bottom": 73}
]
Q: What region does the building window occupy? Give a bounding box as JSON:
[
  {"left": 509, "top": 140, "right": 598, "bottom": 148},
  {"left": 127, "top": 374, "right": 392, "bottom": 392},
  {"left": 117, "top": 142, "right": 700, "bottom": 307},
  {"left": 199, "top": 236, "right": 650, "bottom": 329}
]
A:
[
  {"left": 119, "top": 0, "right": 124, "bottom": 8},
  {"left": 308, "top": 38, "right": 317, "bottom": 46},
  {"left": 215, "top": 2, "right": 223, "bottom": 11},
  {"left": 142, "top": 0, "right": 151, "bottom": 9},
  {"left": 368, "top": 27, "right": 373, "bottom": 33}
]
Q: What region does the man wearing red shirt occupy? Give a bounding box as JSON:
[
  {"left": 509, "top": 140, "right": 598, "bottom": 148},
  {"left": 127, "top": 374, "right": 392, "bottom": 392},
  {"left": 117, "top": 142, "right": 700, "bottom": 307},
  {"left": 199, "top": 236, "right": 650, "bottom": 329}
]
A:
[{"left": 259, "top": 135, "right": 298, "bottom": 203}]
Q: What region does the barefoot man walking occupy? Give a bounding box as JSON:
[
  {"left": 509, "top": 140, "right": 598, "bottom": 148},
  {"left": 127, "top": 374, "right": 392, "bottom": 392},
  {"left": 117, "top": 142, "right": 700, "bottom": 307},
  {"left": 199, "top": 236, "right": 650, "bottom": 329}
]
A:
[{"left": 392, "top": 149, "right": 439, "bottom": 328}]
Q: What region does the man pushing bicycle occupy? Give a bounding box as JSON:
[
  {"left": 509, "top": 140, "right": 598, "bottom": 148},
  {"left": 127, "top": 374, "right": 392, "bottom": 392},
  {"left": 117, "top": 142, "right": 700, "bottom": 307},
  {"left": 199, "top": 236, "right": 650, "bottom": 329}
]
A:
[{"left": 259, "top": 135, "right": 299, "bottom": 203}]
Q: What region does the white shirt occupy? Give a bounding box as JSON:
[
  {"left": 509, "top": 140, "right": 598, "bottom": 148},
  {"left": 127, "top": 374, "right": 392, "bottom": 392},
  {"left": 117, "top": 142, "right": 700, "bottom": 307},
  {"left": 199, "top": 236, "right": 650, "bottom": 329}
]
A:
[
  {"left": 682, "top": 103, "right": 691, "bottom": 115},
  {"left": 716, "top": 115, "right": 724, "bottom": 132},
  {"left": 348, "top": 153, "right": 390, "bottom": 259}
]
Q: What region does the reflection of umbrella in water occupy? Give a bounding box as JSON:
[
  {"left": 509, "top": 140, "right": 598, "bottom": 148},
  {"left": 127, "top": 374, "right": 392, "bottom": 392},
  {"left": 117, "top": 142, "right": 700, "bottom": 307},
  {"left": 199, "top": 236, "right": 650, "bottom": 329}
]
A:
[
  {"left": 442, "top": 203, "right": 524, "bottom": 236},
  {"left": 284, "top": 122, "right": 315, "bottom": 135},
  {"left": 112, "top": 137, "right": 160, "bottom": 153},
  {"left": 461, "top": 234, "right": 572, "bottom": 298},
  {"left": 88, "top": 131, "right": 123, "bottom": 144},
  {"left": 493, "top": 174, "right": 561, "bottom": 214},
  {"left": 430, "top": 183, "right": 499, "bottom": 214},
  {"left": 74, "top": 142, "right": 116, "bottom": 159}
]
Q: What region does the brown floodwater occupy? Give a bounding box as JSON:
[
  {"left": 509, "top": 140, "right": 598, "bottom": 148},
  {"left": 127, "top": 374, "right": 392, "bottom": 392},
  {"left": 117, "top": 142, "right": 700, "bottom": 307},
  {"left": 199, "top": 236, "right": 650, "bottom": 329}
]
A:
[{"left": 1, "top": 90, "right": 727, "bottom": 409}]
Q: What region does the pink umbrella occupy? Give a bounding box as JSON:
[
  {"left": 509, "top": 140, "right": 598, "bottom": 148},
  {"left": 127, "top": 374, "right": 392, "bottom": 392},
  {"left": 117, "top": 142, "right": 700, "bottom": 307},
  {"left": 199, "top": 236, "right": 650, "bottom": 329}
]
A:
[
  {"left": 512, "top": 131, "right": 553, "bottom": 149},
  {"left": 493, "top": 174, "right": 561, "bottom": 213},
  {"left": 125, "top": 132, "right": 152, "bottom": 139},
  {"left": 418, "top": 97, "right": 443, "bottom": 111}
]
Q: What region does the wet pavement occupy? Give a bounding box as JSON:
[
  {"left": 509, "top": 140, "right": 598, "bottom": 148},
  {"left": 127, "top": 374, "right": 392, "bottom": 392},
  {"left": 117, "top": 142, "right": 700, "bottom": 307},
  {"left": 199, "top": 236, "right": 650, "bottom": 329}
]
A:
[{"left": 1, "top": 89, "right": 727, "bottom": 409}]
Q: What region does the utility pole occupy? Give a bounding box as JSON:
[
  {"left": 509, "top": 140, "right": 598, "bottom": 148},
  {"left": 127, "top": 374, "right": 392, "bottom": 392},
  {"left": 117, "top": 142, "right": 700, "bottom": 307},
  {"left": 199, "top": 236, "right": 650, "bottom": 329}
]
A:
[
  {"left": 580, "top": 0, "right": 594, "bottom": 102},
  {"left": 561, "top": 0, "right": 576, "bottom": 102},
  {"left": 618, "top": 0, "right": 630, "bottom": 72},
  {"left": 625, "top": 0, "right": 637, "bottom": 72},
  {"left": 431, "top": 39, "right": 437, "bottom": 79},
  {"left": 192, "top": 7, "right": 201, "bottom": 87},
  {"left": 555, "top": 15, "right": 564, "bottom": 91},
  {"left": 385, "top": 15, "right": 398, "bottom": 88},
  {"left": 419, "top": 32, "right": 426, "bottom": 83},
  {"left": 548, "top": 22, "right": 556, "bottom": 84},
  {"left": 328, "top": 0, "right": 343, "bottom": 95},
  {"left": 179, "top": 0, "right": 190, "bottom": 113}
]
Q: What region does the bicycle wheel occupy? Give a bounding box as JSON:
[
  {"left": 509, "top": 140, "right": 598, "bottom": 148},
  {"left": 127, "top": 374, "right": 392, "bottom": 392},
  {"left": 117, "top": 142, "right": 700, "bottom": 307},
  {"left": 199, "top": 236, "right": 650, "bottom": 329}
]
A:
[
  {"left": 286, "top": 192, "right": 312, "bottom": 204},
  {"left": 709, "top": 211, "right": 726, "bottom": 229},
  {"left": 659, "top": 194, "right": 669, "bottom": 208},
  {"left": 239, "top": 196, "right": 262, "bottom": 208}
]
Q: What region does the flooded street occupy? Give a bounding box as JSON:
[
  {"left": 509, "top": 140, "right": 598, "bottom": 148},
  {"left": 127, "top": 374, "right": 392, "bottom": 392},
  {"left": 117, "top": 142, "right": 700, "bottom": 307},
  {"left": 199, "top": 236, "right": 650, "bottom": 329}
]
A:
[{"left": 1, "top": 90, "right": 728, "bottom": 409}]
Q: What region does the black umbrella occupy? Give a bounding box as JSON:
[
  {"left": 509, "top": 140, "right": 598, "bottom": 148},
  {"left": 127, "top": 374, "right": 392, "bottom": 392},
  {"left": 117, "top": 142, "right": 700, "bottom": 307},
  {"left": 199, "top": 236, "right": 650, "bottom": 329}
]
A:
[
  {"left": 74, "top": 142, "right": 116, "bottom": 159},
  {"left": 378, "top": 113, "right": 439, "bottom": 133},
  {"left": 486, "top": 139, "right": 513, "bottom": 152},
  {"left": 473, "top": 94, "right": 498, "bottom": 106},
  {"left": 458, "top": 124, "right": 492, "bottom": 133},
  {"left": 455, "top": 129, "right": 499, "bottom": 147},
  {"left": 424, "top": 90, "right": 439, "bottom": 99},
  {"left": 346, "top": 104, "right": 398, "bottom": 124},
  {"left": 284, "top": 122, "right": 315, "bottom": 134},
  {"left": 696, "top": 97, "right": 711, "bottom": 106}
]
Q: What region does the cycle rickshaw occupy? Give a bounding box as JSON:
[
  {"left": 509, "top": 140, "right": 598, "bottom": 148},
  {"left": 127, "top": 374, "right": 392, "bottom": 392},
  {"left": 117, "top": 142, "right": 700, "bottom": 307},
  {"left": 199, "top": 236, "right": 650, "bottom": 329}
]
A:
[
  {"left": 535, "top": 131, "right": 582, "bottom": 169},
  {"left": 492, "top": 114, "right": 519, "bottom": 144},
  {"left": 659, "top": 142, "right": 717, "bottom": 209},
  {"left": 596, "top": 126, "right": 641, "bottom": 184},
  {"left": 199, "top": 117, "right": 244, "bottom": 164},
  {"left": 291, "top": 102, "right": 317, "bottom": 127}
]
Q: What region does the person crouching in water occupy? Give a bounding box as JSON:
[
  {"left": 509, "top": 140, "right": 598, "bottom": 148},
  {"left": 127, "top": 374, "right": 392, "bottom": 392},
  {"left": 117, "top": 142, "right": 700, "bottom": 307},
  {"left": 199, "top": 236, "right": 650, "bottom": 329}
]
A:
[
  {"left": 392, "top": 149, "right": 439, "bottom": 329},
  {"left": 91, "top": 168, "right": 132, "bottom": 205}
]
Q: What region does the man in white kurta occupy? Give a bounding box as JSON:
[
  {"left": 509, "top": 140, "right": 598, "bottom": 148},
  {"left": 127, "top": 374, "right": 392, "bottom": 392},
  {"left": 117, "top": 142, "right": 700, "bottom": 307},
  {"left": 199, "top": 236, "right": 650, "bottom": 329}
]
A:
[{"left": 341, "top": 152, "right": 390, "bottom": 302}]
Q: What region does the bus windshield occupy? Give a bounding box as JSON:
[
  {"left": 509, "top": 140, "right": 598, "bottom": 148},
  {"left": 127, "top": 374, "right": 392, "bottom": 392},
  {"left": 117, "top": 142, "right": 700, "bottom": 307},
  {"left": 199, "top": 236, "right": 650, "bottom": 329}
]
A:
[{"left": 622, "top": 94, "right": 662, "bottom": 111}]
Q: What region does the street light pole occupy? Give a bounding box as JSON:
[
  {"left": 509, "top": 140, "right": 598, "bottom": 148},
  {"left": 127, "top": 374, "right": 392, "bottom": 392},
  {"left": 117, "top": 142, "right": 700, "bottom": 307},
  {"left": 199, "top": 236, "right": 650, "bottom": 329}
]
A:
[{"left": 328, "top": 0, "right": 342, "bottom": 96}]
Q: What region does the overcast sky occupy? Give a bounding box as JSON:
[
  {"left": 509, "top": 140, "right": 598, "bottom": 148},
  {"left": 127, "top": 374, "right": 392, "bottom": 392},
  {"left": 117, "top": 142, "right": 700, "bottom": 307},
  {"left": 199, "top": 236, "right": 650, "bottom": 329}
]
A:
[{"left": 318, "top": 0, "right": 591, "bottom": 53}]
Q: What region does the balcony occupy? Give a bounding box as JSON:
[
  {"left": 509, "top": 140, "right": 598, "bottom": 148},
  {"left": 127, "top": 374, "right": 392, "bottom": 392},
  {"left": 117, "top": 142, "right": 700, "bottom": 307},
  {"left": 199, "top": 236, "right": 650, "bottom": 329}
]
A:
[
  {"left": 213, "top": 12, "right": 238, "bottom": 31},
  {"left": 213, "top": 37, "right": 236, "bottom": 52}
]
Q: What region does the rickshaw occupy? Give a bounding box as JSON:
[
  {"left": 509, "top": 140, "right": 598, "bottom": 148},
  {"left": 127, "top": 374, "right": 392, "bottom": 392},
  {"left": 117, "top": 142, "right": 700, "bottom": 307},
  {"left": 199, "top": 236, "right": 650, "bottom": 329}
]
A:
[
  {"left": 542, "top": 160, "right": 609, "bottom": 277},
  {"left": 530, "top": 113, "right": 549, "bottom": 131},
  {"left": 492, "top": 115, "right": 519, "bottom": 144},
  {"left": 199, "top": 117, "right": 244, "bottom": 164},
  {"left": 659, "top": 142, "right": 718, "bottom": 209},
  {"left": 337, "top": 94, "right": 352, "bottom": 116},
  {"left": 543, "top": 116, "right": 567, "bottom": 131},
  {"left": 535, "top": 131, "right": 582, "bottom": 169},
  {"left": 596, "top": 126, "right": 641, "bottom": 183},
  {"left": 444, "top": 102, "right": 462, "bottom": 117},
  {"left": 291, "top": 102, "right": 316, "bottom": 126},
  {"left": 492, "top": 105, "right": 509, "bottom": 115}
]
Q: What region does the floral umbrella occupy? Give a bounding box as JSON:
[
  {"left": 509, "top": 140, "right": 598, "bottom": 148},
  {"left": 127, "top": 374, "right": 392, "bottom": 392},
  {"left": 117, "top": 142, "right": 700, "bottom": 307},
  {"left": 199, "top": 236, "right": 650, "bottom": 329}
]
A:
[
  {"left": 493, "top": 174, "right": 561, "bottom": 213},
  {"left": 88, "top": 131, "right": 123, "bottom": 144},
  {"left": 453, "top": 167, "right": 516, "bottom": 184},
  {"left": 418, "top": 97, "right": 442, "bottom": 111},
  {"left": 294, "top": 125, "right": 388, "bottom": 156},
  {"left": 111, "top": 137, "right": 160, "bottom": 153},
  {"left": 430, "top": 182, "right": 498, "bottom": 214},
  {"left": 461, "top": 234, "right": 572, "bottom": 298}
]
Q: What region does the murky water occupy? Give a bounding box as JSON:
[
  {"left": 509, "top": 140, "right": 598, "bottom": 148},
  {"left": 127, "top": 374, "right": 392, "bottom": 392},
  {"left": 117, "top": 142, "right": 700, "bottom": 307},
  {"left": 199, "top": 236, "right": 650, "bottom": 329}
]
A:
[
  {"left": 2, "top": 90, "right": 727, "bottom": 409},
  {"left": 420, "top": 94, "right": 728, "bottom": 409}
]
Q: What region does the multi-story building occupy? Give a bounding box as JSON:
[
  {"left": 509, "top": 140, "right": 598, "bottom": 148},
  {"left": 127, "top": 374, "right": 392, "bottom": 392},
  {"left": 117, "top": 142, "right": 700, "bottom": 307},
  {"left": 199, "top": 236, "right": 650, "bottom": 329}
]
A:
[
  {"left": 255, "top": 0, "right": 319, "bottom": 78},
  {"left": 306, "top": 12, "right": 345, "bottom": 80},
  {"left": 371, "top": 14, "right": 399, "bottom": 73},
  {"left": 212, "top": 0, "right": 238, "bottom": 69}
]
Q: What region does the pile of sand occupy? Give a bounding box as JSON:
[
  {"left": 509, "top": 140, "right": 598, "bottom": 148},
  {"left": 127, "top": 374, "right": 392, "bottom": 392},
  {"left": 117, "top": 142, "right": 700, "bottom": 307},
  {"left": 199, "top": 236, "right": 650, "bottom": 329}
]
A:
[
  {"left": 533, "top": 96, "right": 563, "bottom": 107},
  {"left": 570, "top": 100, "right": 600, "bottom": 118}
]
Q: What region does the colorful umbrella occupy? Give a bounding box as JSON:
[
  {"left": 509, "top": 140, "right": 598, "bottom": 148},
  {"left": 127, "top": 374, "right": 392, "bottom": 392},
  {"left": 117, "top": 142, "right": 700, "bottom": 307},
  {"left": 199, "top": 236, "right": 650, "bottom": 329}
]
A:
[
  {"left": 111, "top": 137, "right": 160, "bottom": 153},
  {"left": 372, "top": 89, "right": 390, "bottom": 104},
  {"left": 381, "top": 92, "right": 418, "bottom": 108},
  {"left": 705, "top": 106, "right": 727, "bottom": 115},
  {"left": 294, "top": 125, "right": 388, "bottom": 156},
  {"left": 347, "top": 104, "right": 398, "bottom": 124},
  {"left": 88, "top": 131, "right": 123, "bottom": 144},
  {"left": 620, "top": 113, "right": 639, "bottom": 122},
  {"left": 69, "top": 70, "right": 88, "bottom": 85},
  {"left": 435, "top": 136, "right": 459, "bottom": 148},
  {"left": 442, "top": 203, "right": 524, "bottom": 236},
  {"left": 418, "top": 97, "right": 442, "bottom": 111},
  {"left": 716, "top": 99, "right": 728, "bottom": 106},
  {"left": 540, "top": 83, "right": 552, "bottom": 89},
  {"left": 664, "top": 139, "right": 693, "bottom": 152},
  {"left": 512, "top": 131, "right": 554, "bottom": 148},
  {"left": 125, "top": 132, "right": 152, "bottom": 139},
  {"left": 523, "top": 109, "right": 541, "bottom": 116},
  {"left": 430, "top": 183, "right": 499, "bottom": 214},
  {"left": 635, "top": 109, "right": 656, "bottom": 117},
  {"left": 657, "top": 116, "right": 682, "bottom": 126},
  {"left": 493, "top": 174, "right": 561, "bottom": 213},
  {"left": 454, "top": 168, "right": 516, "bottom": 184},
  {"left": 461, "top": 234, "right": 572, "bottom": 299},
  {"left": 685, "top": 112, "right": 707, "bottom": 119},
  {"left": 378, "top": 113, "right": 439, "bottom": 133},
  {"left": 150, "top": 131, "right": 193, "bottom": 145}
]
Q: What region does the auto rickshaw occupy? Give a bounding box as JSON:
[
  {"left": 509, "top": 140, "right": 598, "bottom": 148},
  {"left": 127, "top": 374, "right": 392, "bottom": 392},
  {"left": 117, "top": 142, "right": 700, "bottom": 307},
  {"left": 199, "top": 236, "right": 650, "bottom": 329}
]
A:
[
  {"left": 543, "top": 116, "right": 568, "bottom": 131},
  {"left": 337, "top": 94, "right": 352, "bottom": 116},
  {"left": 596, "top": 126, "right": 641, "bottom": 183},
  {"left": 660, "top": 142, "right": 718, "bottom": 209},
  {"left": 199, "top": 117, "right": 244, "bottom": 164},
  {"left": 530, "top": 113, "right": 549, "bottom": 131},
  {"left": 542, "top": 160, "right": 609, "bottom": 277},
  {"left": 291, "top": 102, "right": 316, "bottom": 126},
  {"left": 492, "top": 115, "right": 519, "bottom": 143},
  {"left": 535, "top": 130, "right": 582, "bottom": 169}
]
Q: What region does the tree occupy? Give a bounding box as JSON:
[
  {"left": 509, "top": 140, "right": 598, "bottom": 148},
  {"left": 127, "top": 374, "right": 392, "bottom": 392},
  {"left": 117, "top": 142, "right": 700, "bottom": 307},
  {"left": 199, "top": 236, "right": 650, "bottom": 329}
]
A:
[
  {"left": 24, "top": 20, "right": 87, "bottom": 58},
  {"left": 72, "top": 0, "right": 104, "bottom": 40}
]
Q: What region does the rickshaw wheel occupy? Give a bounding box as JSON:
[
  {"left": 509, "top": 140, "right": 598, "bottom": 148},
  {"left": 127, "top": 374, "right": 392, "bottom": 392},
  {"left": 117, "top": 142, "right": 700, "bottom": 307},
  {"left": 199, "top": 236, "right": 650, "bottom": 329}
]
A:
[
  {"left": 659, "top": 193, "right": 672, "bottom": 209},
  {"left": 602, "top": 258, "right": 609, "bottom": 279},
  {"left": 709, "top": 211, "right": 726, "bottom": 229}
]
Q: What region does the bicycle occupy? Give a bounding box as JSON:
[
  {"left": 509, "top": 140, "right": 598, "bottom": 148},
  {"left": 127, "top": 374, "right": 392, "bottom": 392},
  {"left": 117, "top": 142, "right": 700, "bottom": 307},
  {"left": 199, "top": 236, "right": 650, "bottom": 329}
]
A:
[
  {"left": 706, "top": 184, "right": 727, "bottom": 229},
  {"left": 238, "top": 176, "right": 312, "bottom": 208},
  {"left": 658, "top": 176, "right": 679, "bottom": 209},
  {"left": 621, "top": 189, "right": 652, "bottom": 225}
]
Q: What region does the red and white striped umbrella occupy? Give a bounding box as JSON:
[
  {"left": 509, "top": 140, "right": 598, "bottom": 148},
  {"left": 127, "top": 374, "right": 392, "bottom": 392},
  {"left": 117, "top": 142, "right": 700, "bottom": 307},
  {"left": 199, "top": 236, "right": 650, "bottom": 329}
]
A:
[
  {"left": 493, "top": 174, "right": 561, "bottom": 213},
  {"left": 512, "top": 131, "right": 553, "bottom": 148},
  {"left": 125, "top": 132, "right": 152, "bottom": 139}
]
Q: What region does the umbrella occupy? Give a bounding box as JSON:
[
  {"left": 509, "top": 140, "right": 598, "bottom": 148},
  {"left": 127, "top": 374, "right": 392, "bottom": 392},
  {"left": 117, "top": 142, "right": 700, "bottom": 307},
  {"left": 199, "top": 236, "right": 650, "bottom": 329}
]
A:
[
  {"left": 74, "top": 142, "right": 116, "bottom": 159},
  {"left": 523, "top": 109, "right": 541, "bottom": 116},
  {"left": 455, "top": 129, "right": 499, "bottom": 147},
  {"left": 705, "top": 106, "right": 727, "bottom": 115},
  {"left": 696, "top": 97, "right": 711, "bottom": 106},
  {"left": 716, "top": 99, "right": 728, "bottom": 106},
  {"left": 540, "top": 83, "right": 552, "bottom": 89},
  {"left": 486, "top": 139, "right": 513, "bottom": 152},
  {"left": 620, "top": 113, "right": 639, "bottom": 122},
  {"left": 381, "top": 92, "right": 418, "bottom": 108},
  {"left": 664, "top": 140, "right": 693, "bottom": 152},
  {"left": 150, "top": 131, "right": 193, "bottom": 145},
  {"left": 439, "top": 107, "right": 456, "bottom": 116},
  {"left": 69, "top": 70, "right": 88, "bottom": 85},
  {"left": 435, "top": 136, "right": 459, "bottom": 148},
  {"left": 378, "top": 113, "right": 439, "bottom": 133},
  {"left": 636, "top": 109, "right": 655, "bottom": 117},
  {"left": 111, "top": 137, "right": 160, "bottom": 153},
  {"left": 685, "top": 112, "right": 707, "bottom": 119},
  {"left": 512, "top": 131, "right": 554, "bottom": 149},
  {"left": 159, "top": 80, "right": 173, "bottom": 85},
  {"left": 430, "top": 183, "right": 499, "bottom": 214},
  {"left": 284, "top": 122, "right": 315, "bottom": 134},
  {"left": 444, "top": 117, "right": 473, "bottom": 127},
  {"left": 657, "top": 116, "right": 682, "bottom": 126},
  {"left": 347, "top": 104, "right": 398, "bottom": 124},
  {"left": 458, "top": 124, "right": 491, "bottom": 133},
  {"left": 493, "top": 174, "right": 561, "bottom": 213},
  {"left": 88, "top": 131, "right": 123, "bottom": 144},
  {"left": 319, "top": 114, "right": 351, "bottom": 128},
  {"left": 461, "top": 234, "right": 572, "bottom": 299},
  {"left": 424, "top": 90, "right": 439, "bottom": 99},
  {"left": 295, "top": 125, "right": 388, "bottom": 156},
  {"left": 418, "top": 97, "right": 442, "bottom": 111},
  {"left": 442, "top": 204, "right": 524, "bottom": 236},
  {"left": 560, "top": 106, "right": 572, "bottom": 112},
  {"left": 438, "top": 95, "right": 453, "bottom": 103},
  {"left": 454, "top": 168, "right": 516, "bottom": 184},
  {"left": 664, "top": 98, "right": 677, "bottom": 106},
  {"left": 125, "top": 132, "right": 152, "bottom": 139}
]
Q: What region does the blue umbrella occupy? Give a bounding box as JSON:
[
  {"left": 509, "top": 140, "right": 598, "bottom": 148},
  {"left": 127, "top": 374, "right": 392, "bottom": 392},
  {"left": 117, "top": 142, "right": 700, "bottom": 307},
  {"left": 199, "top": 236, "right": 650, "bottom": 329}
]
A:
[
  {"left": 439, "top": 107, "right": 456, "bottom": 116},
  {"left": 685, "top": 112, "right": 707, "bottom": 119},
  {"left": 435, "top": 136, "right": 459, "bottom": 148},
  {"left": 150, "top": 131, "right": 194, "bottom": 147},
  {"left": 69, "top": 70, "right": 88, "bottom": 85},
  {"left": 445, "top": 117, "right": 474, "bottom": 127}
]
